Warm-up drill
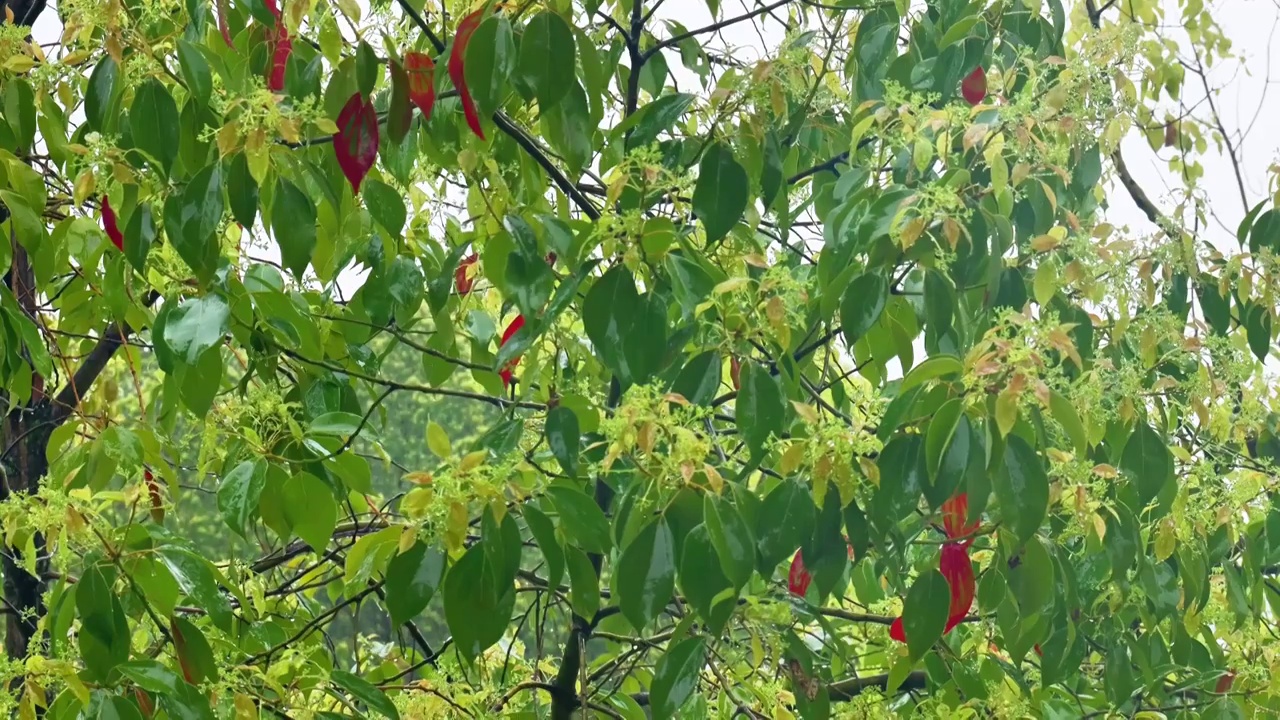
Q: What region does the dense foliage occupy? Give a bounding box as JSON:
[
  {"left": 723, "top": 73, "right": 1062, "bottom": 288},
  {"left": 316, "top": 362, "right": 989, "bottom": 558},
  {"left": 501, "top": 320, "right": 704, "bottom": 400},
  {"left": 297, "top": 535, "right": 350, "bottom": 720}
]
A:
[{"left": 2, "top": 0, "right": 1279, "bottom": 717}]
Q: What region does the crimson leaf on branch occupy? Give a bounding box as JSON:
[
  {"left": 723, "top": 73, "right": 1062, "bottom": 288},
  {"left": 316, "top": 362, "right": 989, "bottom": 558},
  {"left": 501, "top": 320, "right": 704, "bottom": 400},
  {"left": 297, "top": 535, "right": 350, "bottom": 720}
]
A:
[
  {"left": 404, "top": 51, "right": 437, "bottom": 120},
  {"left": 449, "top": 10, "right": 486, "bottom": 139},
  {"left": 334, "top": 92, "right": 380, "bottom": 194},
  {"left": 961, "top": 66, "right": 987, "bottom": 106},
  {"left": 101, "top": 195, "right": 123, "bottom": 251},
  {"left": 498, "top": 315, "right": 525, "bottom": 387}
]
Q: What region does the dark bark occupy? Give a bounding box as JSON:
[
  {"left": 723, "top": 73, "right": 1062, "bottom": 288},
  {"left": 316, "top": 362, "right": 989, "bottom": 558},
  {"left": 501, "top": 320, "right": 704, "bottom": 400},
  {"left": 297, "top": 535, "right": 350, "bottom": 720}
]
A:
[{"left": 2, "top": 0, "right": 47, "bottom": 26}]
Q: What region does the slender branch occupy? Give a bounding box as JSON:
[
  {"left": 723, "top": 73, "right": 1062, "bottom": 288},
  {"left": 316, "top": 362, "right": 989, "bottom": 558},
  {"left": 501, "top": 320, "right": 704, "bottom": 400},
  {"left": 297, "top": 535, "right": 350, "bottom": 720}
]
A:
[
  {"left": 828, "top": 671, "right": 928, "bottom": 700},
  {"left": 50, "top": 289, "right": 160, "bottom": 424},
  {"left": 392, "top": 0, "right": 601, "bottom": 220},
  {"left": 643, "top": 0, "right": 798, "bottom": 60}
]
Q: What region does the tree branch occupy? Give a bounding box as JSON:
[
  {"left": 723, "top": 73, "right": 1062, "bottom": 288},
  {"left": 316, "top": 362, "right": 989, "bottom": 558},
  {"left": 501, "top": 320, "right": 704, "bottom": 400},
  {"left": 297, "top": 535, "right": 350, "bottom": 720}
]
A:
[
  {"left": 643, "top": 0, "right": 798, "bottom": 60},
  {"left": 829, "top": 671, "right": 928, "bottom": 701},
  {"left": 50, "top": 289, "right": 160, "bottom": 425},
  {"left": 393, "top": 0, "right": 601, "bottom": 220}
]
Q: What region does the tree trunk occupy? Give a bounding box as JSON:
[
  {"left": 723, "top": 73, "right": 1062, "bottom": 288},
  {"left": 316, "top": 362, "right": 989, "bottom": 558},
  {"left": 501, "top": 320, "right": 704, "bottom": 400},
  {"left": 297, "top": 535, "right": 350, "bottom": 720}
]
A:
[{"left": 1, "top": 402, "right": 54, "bottom": 659}]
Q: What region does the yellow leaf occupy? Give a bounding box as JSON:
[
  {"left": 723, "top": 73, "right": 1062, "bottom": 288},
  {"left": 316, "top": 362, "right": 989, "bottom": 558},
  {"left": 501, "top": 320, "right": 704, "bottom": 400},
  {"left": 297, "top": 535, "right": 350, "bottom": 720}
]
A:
[
  {"left": 900, "top": 216, "right": 926, "bottom": 249},
  {"left": 790, "top": 401, "right": 819, "bottom": 424},
  {"left": 713, "top": 277, "right": 751, "bottom": 295},
  {"left": 234, "top": 694, "right": 259, "bottom": 720},
  {"left": 1033, "top": 262, "right": 1057, "bottom": 306},
  {"left": 458, "top": 450, "right": 487, "bottom": 472},
  {"left": 995, "top": 387, "right": 1019, "bottom": 436},
  {"left": 216, "top": 122, "right": 240, "bottom": 156},
  {"left": 398, "top": 525, "right": 417, "bottom": 554},
  {"left": 426, "top": 421, "right": 452, "bottom": 459},
  {"left": 1091, "top": 463, "right": 1118, "bottom": 478},
  {"left": 73, "top": 170, "right": 95, "bottom": 206},
  {"left": 1154, "top": 518, "right": 1176, "bottom": 561},
  {"left": 780, "top": 442, "right": 806, "bottom": 475},
  {"left": 1030, "top": 234, "right": 1060, "bottom": 252},
  {"left": 1092, "top": 513, "right": 1107, "bottom": 542},
  {"left": 703, "top": 464, "right": 724, "bottom": 494},
  {"left": 315, "top": 118, "right": 340, "bottom": 135},
  {"left": 4, "top": 55, "right": 35, "bottom": 73}
]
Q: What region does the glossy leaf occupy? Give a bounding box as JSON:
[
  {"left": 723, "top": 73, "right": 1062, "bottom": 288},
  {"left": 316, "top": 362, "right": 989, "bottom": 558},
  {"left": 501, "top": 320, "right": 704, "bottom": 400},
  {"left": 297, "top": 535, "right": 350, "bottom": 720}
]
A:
[
  {"left": 271, "top": 178, "right": 317, "bottom": 278},
  {"left": 692, "top": 142, "right": 749, "bottom": 243},
  {"left": 650, "top": 637, "right": 707, "bottom": 720},
  {"left": 995, "top": 434, "right": 1049, "bottom": 548},
  {"left": 519, "top": 11, "right": 576, "bottom": 109},
  {"left": 450, "top": 10, "right": 487, "bottom": 139},
  {"left": 385, "top": 540, "right": 446, "bottom": 626},
  {"left": 615, "top": 518, "right": 675, "bottom": 630},
  {"left": 404, "top": 52, "right": 437, "bottom": 119}
]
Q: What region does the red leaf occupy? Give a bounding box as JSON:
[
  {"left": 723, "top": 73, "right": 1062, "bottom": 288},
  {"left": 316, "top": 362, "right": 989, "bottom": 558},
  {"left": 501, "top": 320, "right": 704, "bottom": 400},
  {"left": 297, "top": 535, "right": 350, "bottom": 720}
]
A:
[
  {"left": 404, "top": 51, "right": 437, "bottom": 120},
  {"left": 135, "top": 689, "right": 155, "bottom": 718},
  {"left": 145, "top": 468, "right": 165, "bottom": 524},
  {"left": 546, "top": 251, "right": 557, "bottom": 266},
  {"left": 730, "top": 357, "right": 742, "bottom": 390},
  {"left": 171, "top": 617, "right": 195, "bottom": 683},
  {"left": 217, "top": 0, "right": 233, "bottom": 47},
  {"left": 269, "top": 23, "right": 292, "bottom": 91},
  {"left": 455, "top": 254, "right": 478, "bottom": 295},
  {"left": 940, "top": 544, "right": 975, "bottom": 633},
  {"left": 1216, "top": 670, "right": 1236, "bottom": 693},
  {"left": 961, "top": 66, "right": 987, "bottom": 106},
  {"left": 1034, "top": 644, "right": 1043, "bottom": 657},
  {"left": 449, "top": 10, "right": 486, "bottom": 140},
  {"left": 889, "top": 617, "right": 906, "bottom": 643},
  {"left": 334, "top": 92, "right": 380, "bottom": 194},
  {"left": 499, "top": 314, "right": 526, "bottom": 386},
  {"left": 788, "top": 550, "right": 812, "bottom": 598},
  {"left": 101, "top": 196, "right": 123, "bottom": 251},
  {"left": 942, "top": 492, "right": 979, "bottom": 543}
]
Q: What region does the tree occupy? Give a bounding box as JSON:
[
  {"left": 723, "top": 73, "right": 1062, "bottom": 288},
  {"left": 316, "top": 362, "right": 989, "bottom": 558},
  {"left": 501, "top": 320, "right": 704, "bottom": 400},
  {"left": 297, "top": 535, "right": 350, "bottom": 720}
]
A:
[{"left": 1, "top": 0, "right": 1278, "bottom": 716}]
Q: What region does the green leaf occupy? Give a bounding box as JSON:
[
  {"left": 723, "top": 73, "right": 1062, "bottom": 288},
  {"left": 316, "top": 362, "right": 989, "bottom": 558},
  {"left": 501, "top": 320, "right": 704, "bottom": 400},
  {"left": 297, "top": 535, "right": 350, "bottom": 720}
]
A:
[
  {"left": 76, "top": 567, "right": 130, "bottom": 682},
  {"left": 565, "top": 544, "right": 600, "bottom": 620},
  {"left": 582, "top": 265, "right": 667, "bottom": 385},
  {"left": 216, "top": 460, "right": 265, "bottom": 538},
  {"left": 364, "top": 179, "right": 406, "bottom": 238},
  {"left": 176, "top": 39, "right": 212, "bottom": 107},
  {"left": 755, "top": 480, "right": 814, "bottom": 573},
  {"left": 355, "top": 40, "right": 380, "bottom": 97},
  {"left": 704, "top": 494, "right": 755, "bottom": 589},
  {"left": 156, "top": 547, "right": 233, "bottom": 631},
  {"left": 679, "top": 524, "right": 735, "bottom": 634},
  {"left": 621, "top": 92, "right": 695, "bottom": 149},
  {"left": 692, "top": 142, "right": 749, "bottom": 244},
  {"left": 1048, "top": 390, "right": 1087, "bottom": 457},
  {"left": 165, "top": 163, "right": 223, "bottom": 281},
  {"left": 272, "top": 178, "right": 317, "bottom": 279},
  {"left": 900, "top": 354, "right": 963, "bottom": 393},
  {"left": 97, "top": 696, "right": 145, "bottom": 720},
  {"left": 385, "top": 541, "right": 446, "bottom": 626},
  {"left": 130, "top": 79, "right": 180, "bottom": 175},
  {"left": 331, "top": 670, "right": 400, "bottom": 720},
  {"left": 443, "top": 542, "right": 516, "bottom": 661},
  {"left": 117, "top": 660, "right": 182, "bottom": 693},
  {"left": 616, "top": 518, "right": 675, "bottom": 630},
  {"left": 1120, "top": 421, "right": 1174, "bottom": 510},
  {"left": 546, "top": 485, "right": 612, "bottom": 554},
  {"left": 541, "top": 79, "right": 593, "bottom": 173},
  {"left": 924, "top": 399, "right": 966, "bottom": 507},
  {"left": 464, "top": 15, "right": 516, "bottom": 116},
  {"left": 86, "top": 57, "right": 119, "bottom": 133},
  {"left": 841, "top": 272, "right": 889, "bottom": 346},
  {"left": 163, "top": 295, "right": 229, "bottom": 365},
  {"left": 523, "top": 503, "right": 565, "bottom": 590},
  {"left": 923, "top": 269, "right": 955, "bottom": 333},
  {"left": 283, "top": 472, "right": 338, "bottom": 552},
  {"left": 903, "top": 569, "right": 950, "bottom": 661},
  {"left": 650, "top": 637, "right": 707, "bottom": 720},
  {"left": 171, "top": 616, "right": 218, "bottom": 684},
  {"left": 545, "top": 405, "right": 581, "bottom": 477},
  {"left": 123, "top": 203, "right": 156, "bottom": 272},
  {"left": 671, "top": 351, "right": 722, "bottom": 406},
  {"left": 736, "top": 361, "right": 784, "bottom": 457},
  {"left": 874, "top": 433, "right": 927, "bottom": 523},
  {"left": 226, "top": 153, "right": 258, "bottom": 229},
  {"left": 995, "top": 434, "right": 1049, "bottom": 548},
  {"left": 519, "top": 12, "right": 576, "bottom": 109}
]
